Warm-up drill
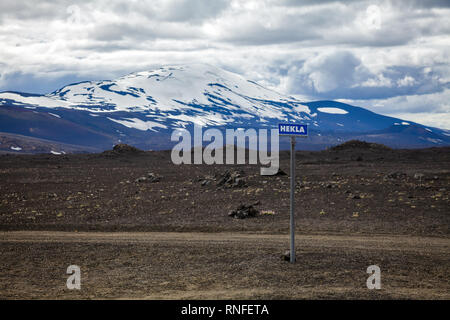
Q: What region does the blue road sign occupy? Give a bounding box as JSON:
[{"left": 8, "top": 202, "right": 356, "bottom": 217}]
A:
[
  {"left": 278, "top": 123, "right": 308, "bottom": 136},
  {"left": 278, "top": 123, "right": 309, "bottom": 263}
]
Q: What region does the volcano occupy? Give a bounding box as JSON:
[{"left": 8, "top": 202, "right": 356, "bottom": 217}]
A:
[{"left": 1, "top": 63, "right": 449, "bottom": 153}]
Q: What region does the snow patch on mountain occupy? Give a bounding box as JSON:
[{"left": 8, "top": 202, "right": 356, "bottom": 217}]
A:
[
  {"left": 0, "top": 92, "right": 73, "bottom": 108},
  {"left": 107, "top": 118, "right": 168, "bottom": 131},
  {"left": 317, "top": 107, "right": 348, "bottom": 114}
]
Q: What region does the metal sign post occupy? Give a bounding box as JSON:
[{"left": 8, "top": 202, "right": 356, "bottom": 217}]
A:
[
  {"left": 278, "top": 123, "right": 308, "bottom": 264},
  {"left": 290, "top": 136, "right": 296, "bottom": 263}
]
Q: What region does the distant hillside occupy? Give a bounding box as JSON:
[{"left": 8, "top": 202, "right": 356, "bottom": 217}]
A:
[{"left": 1, "top": 64, "right": 449, "bottom": 153}]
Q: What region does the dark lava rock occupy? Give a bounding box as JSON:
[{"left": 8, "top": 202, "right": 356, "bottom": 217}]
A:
[
  {"left": 282, "top": 250, "right": 296, "bottom": 262},
  {"left": 147, "top": 172, "right": 161, "bottom": 182},
  {"left": 216, "top": 170, "right": 247, "bottom": 188},
  {"left": 384, "top": 172, "right": 407, "bottom": 180},
  {"left": 228, "top": 204, "right": 259, "bottom": 219},
  {"left": 197, "top": 170, "right": 247, "bottom": 188},
  {"left": 274, "top": 169, "right": 287, "bottom": 176},
  {"left": 113, "top": 144, "right": 143, "bottom": 154},
  {"left": 103, "top": 144, "right": 144, "bottom": 156},
  {"left": 136, "top": 172, "right": 161, "bottom": 183},
  {"left": 331, "top": 140, "right": 391, "bottom": 151}
]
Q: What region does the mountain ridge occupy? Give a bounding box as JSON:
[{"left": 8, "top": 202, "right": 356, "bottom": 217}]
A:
[{"left": 0, "top": 63, "right": 449, "bottom": 153}]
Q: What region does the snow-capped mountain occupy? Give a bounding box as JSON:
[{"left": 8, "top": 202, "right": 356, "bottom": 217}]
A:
[{"left": 0, "top": 63, "right": 449, "bottom": 153}]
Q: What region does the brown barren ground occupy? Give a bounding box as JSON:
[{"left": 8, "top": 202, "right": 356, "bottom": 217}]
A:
[{"left": 0, "top": 143, "right": 449, "bottom": 299}]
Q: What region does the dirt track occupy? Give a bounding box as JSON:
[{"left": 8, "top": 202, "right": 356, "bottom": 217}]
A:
[{"left": 0, "top": 231, "right": 448, "bottom": 299}]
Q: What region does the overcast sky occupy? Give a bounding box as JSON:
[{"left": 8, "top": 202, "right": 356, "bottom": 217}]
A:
[{"left": 0, "top": 0, "right": 449, "bottom": 128}]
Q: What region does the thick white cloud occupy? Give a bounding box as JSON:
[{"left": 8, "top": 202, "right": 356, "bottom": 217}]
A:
[
  {"left": 0, "top": 0, "right": 449, "bottom": 128},
  {"left": 282, "top": 49, "right": 449, "bottom": 100},
  {"left": 286, "top": 51, "right": 367, "bottom": 93}
]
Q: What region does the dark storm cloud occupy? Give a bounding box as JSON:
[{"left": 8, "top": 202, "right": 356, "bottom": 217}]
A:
[
  {"left": 108, "top": 0, "right": 229, "bottom": 24},
  {"left": 217, "top": 0, "right": 450, "bottom": 47},
  {"left": 399, "top": 0, "right": 450, "bottom": 8},
  {"left": 90, "top": 22, "right": 202, "bottom": 42},
  {"left": 0, "top": 0, "right": 229, "bottom": 27},
  {"left": 0, "top": 2, "right": 59, "bottom": 21},
  {"left": 0, "top": 0, "right": 447, "bottom": 47},
  {"left": 279, "top": 0, "right": 362, "bottom": 6},
  {"left": 218, "top": 6, "right": 349, "bottom": 45},
  {"left": 280, "top": 0, "right": 450, "bottom": 8}
]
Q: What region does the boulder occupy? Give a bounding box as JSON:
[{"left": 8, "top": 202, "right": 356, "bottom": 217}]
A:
[
  {"left": 147, "top": 172, "right": 161, "bottom": 183},
  {"left": 200, "top": 170, "right": 247, "bottom": 188},
  {"left": 135, "top": 172, "right": 161, "bottom": 183},
  {"left": 384, "top": 172, "right": 407, "bottom": 180},
  {"left": 282, "top": 250, "right": 296, "bottom": 262},
  {"left": 275, "top": 169, "right": 287, "bottom": 176},
  {"left": 228, "top": 204, "right": 259, "bottom": 219},
  {"left": 112, "top": 144, "right": 143, "bottom": 154}
]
